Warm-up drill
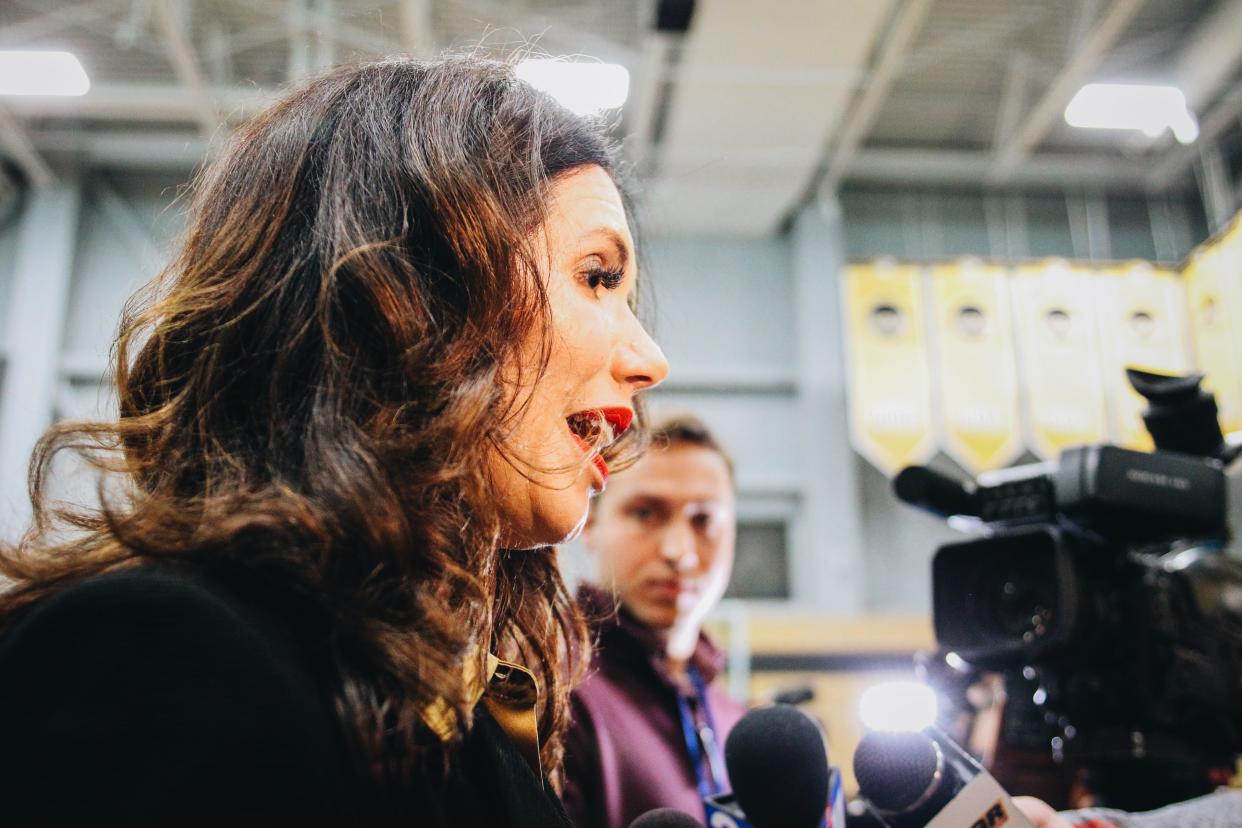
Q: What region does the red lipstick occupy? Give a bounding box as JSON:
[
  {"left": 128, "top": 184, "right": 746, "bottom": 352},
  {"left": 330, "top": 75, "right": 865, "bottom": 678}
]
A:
[
  {"left": 569, "top": 433, "right": 611, "bottom": 484},
  {"left": 599, "top": 407, "right": 634, "bottom": 438}
]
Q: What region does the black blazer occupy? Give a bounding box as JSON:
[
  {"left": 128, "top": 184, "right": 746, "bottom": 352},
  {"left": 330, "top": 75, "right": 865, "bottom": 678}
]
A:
[{"left": 0, "top": 566, "right": 572, "bottom": 827}]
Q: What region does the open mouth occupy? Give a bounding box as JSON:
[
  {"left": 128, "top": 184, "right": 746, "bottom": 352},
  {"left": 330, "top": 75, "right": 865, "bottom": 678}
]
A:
[
  {"left": 565, "top": 408, "right": 633, "bottom": 485},
  {"left": 565, "top": 407, "right": 633, "bottom": 448}
]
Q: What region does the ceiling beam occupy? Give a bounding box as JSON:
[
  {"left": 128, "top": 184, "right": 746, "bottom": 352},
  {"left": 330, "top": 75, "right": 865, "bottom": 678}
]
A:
[
  {"left": 213, "top": 21, "right": 287, "bottom": 58},
  {"left": 0, "top": 104, "right": 56, "bottom": 188},
  {"left": 849, "top": 146, "right": 1172, "bottom": 191},
  {"left": 32, "top": 128, "right": 210, "bottom": 171},
  {"left": 29, "top": 127, "right": 1191, "bottom": 195},
  {"left": 900, "top": 5, "right": 1045, "bottom": 78},
  {"left": 400, "top": 0, "right": 434, "bottom": 57},
  {"left": 1192, "top": 141, "right": 1235, "bottom": 231},
  {"left": 5, "top": 83, "right": 274, "bottom": 124},
  {"left": 215, "top": 0, "right": 400, "bottom": 56},
  {"left": 287, "top": 0, "right": 313, "bottom": 80},
  {"left": 993, "top": 50, "right": 1032, "bottom": 149},
  {"left": 989, "top": 0, "right": 1146, "bottom": 182},
  {"left": 0, "top": 0, "right": 126, "bottom": 46},
  {"left": 152, "top": 0, "right": 219, "bottom": 139},
  {"left": 1173, "top": 0, "right": 1242, "bottom": 111},
  {"left": 815, "top": 0, "right": 934, "bottom": 193}
]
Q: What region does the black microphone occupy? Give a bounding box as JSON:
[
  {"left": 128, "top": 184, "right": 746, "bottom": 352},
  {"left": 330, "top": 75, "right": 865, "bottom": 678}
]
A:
[
  {"left": 892, "top": 466, "right": 979, "bottom": 518},
  {"left": 708, "top": 704, "right": 830, "bottom": 828},
  {"left": 628, "top": 808, "right": 704, "bottom": 827},
  {"left": 853, "top": 728, "right": 1035, "bottom": 828}
]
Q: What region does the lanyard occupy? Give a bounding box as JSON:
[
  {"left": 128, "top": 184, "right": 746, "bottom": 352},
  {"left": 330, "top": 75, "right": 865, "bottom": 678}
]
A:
[{"left": 675, "top": 664, "right": 727, "bottom": 810}]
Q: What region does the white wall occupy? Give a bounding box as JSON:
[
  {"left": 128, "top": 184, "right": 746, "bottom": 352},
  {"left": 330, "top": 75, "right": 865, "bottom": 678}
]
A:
[
  {"left": 644, "top": 235, "right": 799, "bottom": 496},
  {"left": 0, "top": 174, "right": 181, "bottom": 536},
  {"left": 0, "top": 221, "right": 17, "bottom": 315},
  {"left": 62, "top": 176, "right": 182, "bottom": 369}
]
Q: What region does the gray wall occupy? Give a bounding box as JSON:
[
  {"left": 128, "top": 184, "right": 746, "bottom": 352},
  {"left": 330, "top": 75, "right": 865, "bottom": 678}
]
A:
[
  {"left": 839, "top": 186, "right": 1208, "bottom": 265},
  {"left": 0, "top": 172, "right": 1216, "bottom": 614}
]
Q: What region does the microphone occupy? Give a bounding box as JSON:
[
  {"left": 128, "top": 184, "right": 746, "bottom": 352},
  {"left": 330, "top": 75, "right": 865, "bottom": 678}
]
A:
[
  {"left": 853, "top": 728, "right": 1035, "bottom": 828},
  {"left": 892, "top": 466, "right": 979, "bottom": 518},
  {"left": 628, "top": 808, "right": 704, "bottom": 827},
  {"left": 705, "top": 704, "right": 842, "bottom": 828}
]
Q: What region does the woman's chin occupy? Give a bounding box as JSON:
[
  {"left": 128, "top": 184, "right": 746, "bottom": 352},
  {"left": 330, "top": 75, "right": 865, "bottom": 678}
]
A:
[
  {"left": 550, "top": 497, "right": 592, "bottom": 545},
  {"left": 505, "top": 493, "right": 591, "bottom": 549}
]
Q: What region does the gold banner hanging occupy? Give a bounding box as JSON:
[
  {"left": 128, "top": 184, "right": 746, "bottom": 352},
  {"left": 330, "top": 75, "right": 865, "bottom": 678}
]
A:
[
  {"left": 927, "top": 260, "right": 1022, "bottom": 473},
  {"left": 1184, "top": 234, "right": 1242, "bottom": 434},
  {"left": 1094, "top": 262, "right": 1191, "bottom": 450},
  {"left": 1011, "top": 260, "right": 1109, "bottom": 460},
  {"left": 842, "top": 261, "right": 935, "bottom": 476},
  {"left": 1218, "top": 216, "right": 1242, "bottom": 434}
]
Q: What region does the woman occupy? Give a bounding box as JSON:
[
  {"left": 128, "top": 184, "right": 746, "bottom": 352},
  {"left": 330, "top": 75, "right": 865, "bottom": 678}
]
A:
[{"left": 0, "top": 55, "right": 667, "bottom": 827}]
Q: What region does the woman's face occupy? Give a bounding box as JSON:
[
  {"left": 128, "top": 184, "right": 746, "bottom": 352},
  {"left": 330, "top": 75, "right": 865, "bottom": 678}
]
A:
[{"left": 490, "top": 165, "right": 668, "bottom": 548}]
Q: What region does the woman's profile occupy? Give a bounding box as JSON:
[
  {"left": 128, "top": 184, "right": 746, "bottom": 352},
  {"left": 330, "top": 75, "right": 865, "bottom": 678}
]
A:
[{"left": 0, "top": 55, "right": 667, "bottom": 827}]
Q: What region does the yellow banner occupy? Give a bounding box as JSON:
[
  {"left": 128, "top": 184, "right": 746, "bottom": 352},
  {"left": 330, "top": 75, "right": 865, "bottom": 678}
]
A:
[
  {"left": 1094, "top": 262, "right": 1191, "bottom": 450},
  {"left": 1011, "top": 260, "right": 1109, "bottom": 459},
  {"left": 927, "top": 260, "right": 1022, "bottom": 473},
  {"left": 1185, "top": 231, "right": 1242, "bottom": 434},
  {"left": 842, "top": 261, "right": 935, "bottom": 475}
]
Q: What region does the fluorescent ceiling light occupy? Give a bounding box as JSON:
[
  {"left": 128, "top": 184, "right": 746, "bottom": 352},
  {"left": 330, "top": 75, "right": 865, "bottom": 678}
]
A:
[
  {"left": 1064, "top": 83, "right": 1198, "bottom": 144},
  {"left": 0, "top": 51, "right": 90, "bottom": 97},
  {"left": 515, "top": 58, "right": 629, "bottom": 116}
]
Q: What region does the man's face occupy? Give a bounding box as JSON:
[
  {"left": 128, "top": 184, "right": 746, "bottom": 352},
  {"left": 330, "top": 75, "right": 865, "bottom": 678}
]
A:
[{"left": 585, "top": 443, "right": 736, "bottom": 634}]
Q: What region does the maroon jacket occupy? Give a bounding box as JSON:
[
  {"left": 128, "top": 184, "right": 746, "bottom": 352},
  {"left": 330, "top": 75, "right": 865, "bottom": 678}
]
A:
[{"left": 562, "top": 587, "right": 747, "bottom": 828}]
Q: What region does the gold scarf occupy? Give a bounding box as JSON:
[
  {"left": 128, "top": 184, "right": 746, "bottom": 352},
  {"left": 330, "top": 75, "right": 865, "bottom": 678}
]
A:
[{"left": 420, "top": 654, "right": 543, "bottom": 783}]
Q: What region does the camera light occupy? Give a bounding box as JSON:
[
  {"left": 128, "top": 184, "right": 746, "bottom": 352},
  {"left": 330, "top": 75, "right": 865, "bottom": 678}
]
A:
[
  {"left": 515, "top": 58, "right": 629, "bottom": 115},
  {"left": 0, "top": 51, "right": 90, "bottom": 96},
  {"left": 859, "top": 681, "right": 939, "bottom": 732}
]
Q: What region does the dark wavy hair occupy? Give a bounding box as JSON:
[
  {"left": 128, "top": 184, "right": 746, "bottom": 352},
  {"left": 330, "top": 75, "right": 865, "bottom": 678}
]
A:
[{"left": 0, "top": 55, "right": 642, "bottom": 789}]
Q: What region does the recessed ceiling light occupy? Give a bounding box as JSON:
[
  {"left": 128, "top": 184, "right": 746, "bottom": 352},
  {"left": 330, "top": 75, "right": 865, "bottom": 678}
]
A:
[
  {"left": 1064, "top": 83, "right": 1198, "bottom": 144},
  {"left": 515, "top": 58, "right": 629, "bottom": 116},
  {"left": 0, "top": 50, "right": 90, "bottom": 97}
]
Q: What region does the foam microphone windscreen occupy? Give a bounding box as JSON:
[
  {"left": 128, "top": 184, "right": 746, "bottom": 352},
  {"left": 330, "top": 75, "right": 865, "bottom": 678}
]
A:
[
  {"left": 723, "top": 704, "right": 829, "bottom": 828},
  {"left": 853, "top": 730, "right": 940, "bottom": 813},
  {"left": 628, "top": 808, "right": 703, "bottom": 828}
]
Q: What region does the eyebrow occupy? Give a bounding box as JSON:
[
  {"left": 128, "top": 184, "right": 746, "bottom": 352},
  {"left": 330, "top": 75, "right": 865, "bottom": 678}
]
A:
[{"left": 580, "top": 228, "right": 631, "bottom": 271}]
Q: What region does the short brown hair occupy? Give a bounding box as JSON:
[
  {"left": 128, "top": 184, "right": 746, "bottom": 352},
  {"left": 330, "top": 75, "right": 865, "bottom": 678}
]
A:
[{"left": 648, "top": 413, "right": 736, "bottom": 484}]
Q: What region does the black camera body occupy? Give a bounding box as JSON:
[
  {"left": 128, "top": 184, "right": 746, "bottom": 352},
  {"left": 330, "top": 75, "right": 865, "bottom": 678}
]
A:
[{"left": 897, "top": 370, "right": 1242, "bottom": 809}]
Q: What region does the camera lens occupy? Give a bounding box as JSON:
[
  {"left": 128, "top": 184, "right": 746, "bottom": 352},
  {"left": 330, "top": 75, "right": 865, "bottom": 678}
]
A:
[
  {"left": 987, "top": 565, "right": 1055, "bottom": 642},
  {"left": 965, "top": 546, "right": 1058, "bottom": 650},
  {"left": 934, "top": 527, "right": 1073, "bottom": 665}
]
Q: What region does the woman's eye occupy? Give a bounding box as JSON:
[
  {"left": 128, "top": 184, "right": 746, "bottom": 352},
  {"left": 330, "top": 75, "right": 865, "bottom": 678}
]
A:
[{"left": 584, "top": 267, "right": 625, "bottom": 292}]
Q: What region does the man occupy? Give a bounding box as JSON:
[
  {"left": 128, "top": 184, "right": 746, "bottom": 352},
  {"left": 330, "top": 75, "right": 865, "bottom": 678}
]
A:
[{"left": 562, "top": 414, "right": 746, "bottom": 828}]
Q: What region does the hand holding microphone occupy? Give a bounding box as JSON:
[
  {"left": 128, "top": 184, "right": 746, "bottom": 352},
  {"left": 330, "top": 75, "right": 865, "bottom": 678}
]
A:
[{"left": 1010, "top": 797, "right": 1074, "bottom": 828}]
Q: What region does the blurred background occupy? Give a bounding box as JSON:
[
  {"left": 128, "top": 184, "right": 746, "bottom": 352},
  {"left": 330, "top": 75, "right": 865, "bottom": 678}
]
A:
[{"left": 3, "top": 0, "right": 1242, "bottom": 797}]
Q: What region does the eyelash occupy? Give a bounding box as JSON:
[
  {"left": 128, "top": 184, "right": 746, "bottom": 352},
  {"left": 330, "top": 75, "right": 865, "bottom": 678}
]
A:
[{"left": 584, "top": 267, "right": 625, "bottom": 292}]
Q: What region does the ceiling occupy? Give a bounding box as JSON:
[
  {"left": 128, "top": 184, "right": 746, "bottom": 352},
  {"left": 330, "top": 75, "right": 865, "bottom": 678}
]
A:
[{"left": 2, "top": 0, "right": 1241, "bottom": 236}]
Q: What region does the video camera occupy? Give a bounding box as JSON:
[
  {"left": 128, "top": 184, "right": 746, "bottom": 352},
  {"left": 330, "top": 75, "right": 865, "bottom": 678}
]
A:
[{"left": 895, "top": 369, "right": 1242, "bottom": 810}]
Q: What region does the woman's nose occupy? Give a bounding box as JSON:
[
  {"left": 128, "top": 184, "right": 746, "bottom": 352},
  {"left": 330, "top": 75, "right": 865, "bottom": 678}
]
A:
[{"left": 615, "top": 314, "right": 669, "bottom": 392}]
